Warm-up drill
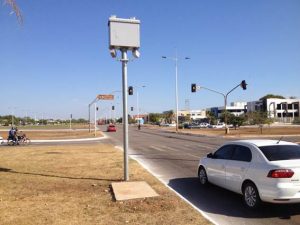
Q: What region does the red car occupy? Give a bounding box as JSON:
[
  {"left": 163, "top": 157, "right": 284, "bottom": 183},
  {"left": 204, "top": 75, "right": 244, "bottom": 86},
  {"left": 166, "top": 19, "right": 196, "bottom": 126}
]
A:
[{"left": 107, "top": 124, "right": 117, "bottom": 132}]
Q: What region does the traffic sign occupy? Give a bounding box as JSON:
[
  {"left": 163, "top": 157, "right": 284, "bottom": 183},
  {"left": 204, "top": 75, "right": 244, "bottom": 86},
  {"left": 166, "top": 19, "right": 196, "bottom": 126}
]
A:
[{"left": 97, "top": 94, "right": 114, "bottom": 100}]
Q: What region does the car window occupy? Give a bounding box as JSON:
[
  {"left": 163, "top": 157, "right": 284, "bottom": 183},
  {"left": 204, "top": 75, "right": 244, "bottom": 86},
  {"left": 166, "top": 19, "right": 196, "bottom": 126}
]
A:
[
  {"left": 259, "top": 145, "right": 300, "bottom": 161},
  {"left": 214, "top": 145, "right": 234, "bottom": 160},
  {"left": 231, "top": 145, "right": 252, "bottom": 162}
]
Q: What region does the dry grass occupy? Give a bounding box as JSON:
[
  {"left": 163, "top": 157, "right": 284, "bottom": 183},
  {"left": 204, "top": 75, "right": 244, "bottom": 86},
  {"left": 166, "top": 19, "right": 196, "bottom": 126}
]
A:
[
  {"left": 0, "top": 143, "right": 210, "bottom": 225},
  {"left": 0, "top": 130, "right": 102, "bottom": 140}
]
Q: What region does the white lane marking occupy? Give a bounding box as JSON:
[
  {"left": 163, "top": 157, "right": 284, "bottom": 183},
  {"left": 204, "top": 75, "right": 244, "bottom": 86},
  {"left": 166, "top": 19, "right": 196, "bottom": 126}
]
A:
[
  {"left": 149, "top": 145, "right": 166, "bottom": 152},
  {"left": 160, "top": 145, "right": 200, "bottom": 159},
  {"left": 198, "top": 145, "right": 215, "bottom": 150},
  {"left": 114, "top": 145, "right": 216, "bottom": 224},
  {"left": 126, "top": 150, "right": 218, "bottom": 225}
]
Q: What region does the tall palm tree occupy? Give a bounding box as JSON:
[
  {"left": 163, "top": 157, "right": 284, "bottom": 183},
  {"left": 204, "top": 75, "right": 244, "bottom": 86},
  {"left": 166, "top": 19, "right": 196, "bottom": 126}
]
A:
[{"left": 3, "top": 0, "right": 23, "bottom": 24}]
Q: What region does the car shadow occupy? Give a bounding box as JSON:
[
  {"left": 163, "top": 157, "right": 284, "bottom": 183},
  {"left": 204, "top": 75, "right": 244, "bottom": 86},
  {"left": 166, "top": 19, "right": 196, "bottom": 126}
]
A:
[{"left": 168, "top": 177, "right": 300, "bottom": 220}]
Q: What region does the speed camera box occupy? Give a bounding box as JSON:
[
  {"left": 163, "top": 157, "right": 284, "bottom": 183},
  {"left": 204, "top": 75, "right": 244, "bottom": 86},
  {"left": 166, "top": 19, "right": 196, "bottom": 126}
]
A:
[{"left": 108, "top": 16, "right": 140, "bottom": 50}]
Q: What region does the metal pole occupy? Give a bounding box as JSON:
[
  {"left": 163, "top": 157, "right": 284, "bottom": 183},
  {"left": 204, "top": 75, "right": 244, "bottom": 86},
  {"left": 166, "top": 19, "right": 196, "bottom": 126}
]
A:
[
  {"left": 70, "top": 114, "right": 72, "bottom": 130},
  {"left": 121, "top": 49, "right": 129, "bottom": 181},
  {"left": 175, "top": 56, "right": 179, "bottom": 132},
  {"left": 137, "top": 89, "right": 139, "bottom": 125},
  {"left": 94, "top": 103, "right": 97, "bottom": 136},
  {"left": 224, "top": 96, "right": 229, "bottom": 134},
  {"left": 88, "top": 105, "right": 91, "bottom": 133}
]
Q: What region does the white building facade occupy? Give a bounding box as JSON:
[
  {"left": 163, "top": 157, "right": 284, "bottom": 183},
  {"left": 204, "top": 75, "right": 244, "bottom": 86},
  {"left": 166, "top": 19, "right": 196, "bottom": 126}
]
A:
[
  {"left": 247, "top": 98, "right": 300, "bottom": 122},
  {"left": 178, "top": 109, "right": 206, "bottom": 120},
  {"left": 210, "top": 102, "right": 247, "bottom": 118}
]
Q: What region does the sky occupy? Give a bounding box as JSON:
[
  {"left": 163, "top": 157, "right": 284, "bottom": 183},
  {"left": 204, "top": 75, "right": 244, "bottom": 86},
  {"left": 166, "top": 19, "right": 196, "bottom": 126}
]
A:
[{"left": 0, "top": 0, "right": 299, "bottom": 120}]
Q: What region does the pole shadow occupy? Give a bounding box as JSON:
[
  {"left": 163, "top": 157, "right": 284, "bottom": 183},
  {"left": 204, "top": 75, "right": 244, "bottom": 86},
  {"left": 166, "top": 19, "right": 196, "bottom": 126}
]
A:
[{"left": 0, "top": 167, "right": 121, "bottom": 182}]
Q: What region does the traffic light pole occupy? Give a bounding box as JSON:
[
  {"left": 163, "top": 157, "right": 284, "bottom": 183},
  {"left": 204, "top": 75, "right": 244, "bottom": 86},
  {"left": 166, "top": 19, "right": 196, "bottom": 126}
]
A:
[
  {"left": 196, "top": 82, "right": 245, "bottom": 134},
  {"left": 121, "top": 49, "right": 129, "bottom": 181}
]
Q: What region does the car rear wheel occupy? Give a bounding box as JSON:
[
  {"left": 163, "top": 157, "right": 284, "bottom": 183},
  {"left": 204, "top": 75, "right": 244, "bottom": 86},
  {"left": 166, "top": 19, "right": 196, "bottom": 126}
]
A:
[
  {"left": 243, "top": 182, "right": 261, "bottom": 209},
  {"left": 198, "top": 167, "right": 208, "bottom": 186}
]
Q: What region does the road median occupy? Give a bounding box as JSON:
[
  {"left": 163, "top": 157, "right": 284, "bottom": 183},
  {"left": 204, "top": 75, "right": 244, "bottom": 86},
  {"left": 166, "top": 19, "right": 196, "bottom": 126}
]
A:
[{"left": 0, "top": 143, "right": 211, "bottom": 225}]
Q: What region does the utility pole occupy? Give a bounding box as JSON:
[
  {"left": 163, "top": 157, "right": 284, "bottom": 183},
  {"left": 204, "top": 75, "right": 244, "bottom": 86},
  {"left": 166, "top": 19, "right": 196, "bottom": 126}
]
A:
[{"left": 108, "top": 16, "right": 140, "bottom": 181}]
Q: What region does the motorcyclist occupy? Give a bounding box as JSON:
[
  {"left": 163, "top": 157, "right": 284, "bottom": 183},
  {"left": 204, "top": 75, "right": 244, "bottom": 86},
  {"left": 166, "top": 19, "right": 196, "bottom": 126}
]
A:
[{"left": 8, "top": 127, "right": 18, "bottom": 144}]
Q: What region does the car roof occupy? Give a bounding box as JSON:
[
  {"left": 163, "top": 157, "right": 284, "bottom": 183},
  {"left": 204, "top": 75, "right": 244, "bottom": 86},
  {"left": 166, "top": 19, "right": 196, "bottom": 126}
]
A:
[{"left": 227, "top": 139, "right": 297, "bottom": 147}]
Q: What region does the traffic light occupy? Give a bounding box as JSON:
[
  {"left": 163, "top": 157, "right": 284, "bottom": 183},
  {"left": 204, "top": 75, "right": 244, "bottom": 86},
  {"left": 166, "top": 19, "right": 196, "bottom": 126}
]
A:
[
  {"left": 191, "top": 83, "right": 197, "bottom": 93},
  {"left": 241, "top": 80, "right": 247, "bottom": 90},
  {"left": 128, "top": 86, "right": 133, "bottom": 95},
  {"left": 112, "top": 106, "right": 115, "bottom": 110},
  {"left": 131, "top": 107, "right": 134, "bottom": 111},
  {"left": 96, "top": 107, "right": 99, "bottom": 111}
]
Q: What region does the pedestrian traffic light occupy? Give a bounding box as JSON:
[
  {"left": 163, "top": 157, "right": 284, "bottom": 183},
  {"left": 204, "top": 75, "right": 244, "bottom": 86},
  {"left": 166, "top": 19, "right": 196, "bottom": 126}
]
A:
[
  {"left": 112, "top": 106, "right": 115, "bottom": 110},
  {"left": 241, "top": 80, "right": 247, "bottom": 90},
  {"left": 131, "top": 107, "right": 134, "bottom": 111},
  {"left": 128, "top": 86, "right": 133, "bottom": 95},
  {"left": 191, "top": 83, "right": 197, "bottom": 93}
]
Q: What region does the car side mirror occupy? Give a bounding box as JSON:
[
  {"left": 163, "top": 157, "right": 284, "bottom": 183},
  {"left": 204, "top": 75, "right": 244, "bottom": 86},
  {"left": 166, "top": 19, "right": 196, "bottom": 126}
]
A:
[{"left": 207, "top": 153, "right": 214, "bottom": 158}]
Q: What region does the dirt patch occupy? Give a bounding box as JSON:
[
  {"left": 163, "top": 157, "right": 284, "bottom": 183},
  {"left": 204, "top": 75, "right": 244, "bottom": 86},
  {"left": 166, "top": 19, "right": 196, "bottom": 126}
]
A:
[
  {"left": 0, "top": 144, "right": 210, "bottom": 225},
  {"left": 0, "top": 130, "right": 102, "bottom": 140}
]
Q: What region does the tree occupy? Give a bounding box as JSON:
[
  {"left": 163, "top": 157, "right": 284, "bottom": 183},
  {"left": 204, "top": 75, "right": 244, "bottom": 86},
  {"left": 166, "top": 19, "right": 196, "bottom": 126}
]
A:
[
  {"left": 206, "top": 111, "right": 217, "bottom": 125},
  {"left": 163, "top": 110, "right": 174, "bottom": 124},
  {"left": 246, "top": 111, "right": 273, "bottom": 126},
  {"left": 259, "top": 94, "right": 285, "bottom": 101},
  {"left": 3, "top": 0, "right": 23, "bottom": 24},
  {"left": 230, "top": 115, "right": 246, "bottom": 129},
  {"left": 178, "top": 114, "right": 191, "bottom": 124},
  {"left": 149, "top": 113, "right": 162, "bottom": 124}
]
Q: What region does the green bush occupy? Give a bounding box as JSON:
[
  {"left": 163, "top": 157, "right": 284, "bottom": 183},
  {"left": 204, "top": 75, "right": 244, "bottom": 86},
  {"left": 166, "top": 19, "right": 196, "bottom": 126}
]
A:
[{"left": 293, "top": 118, "right": 300, "bottom": 124}]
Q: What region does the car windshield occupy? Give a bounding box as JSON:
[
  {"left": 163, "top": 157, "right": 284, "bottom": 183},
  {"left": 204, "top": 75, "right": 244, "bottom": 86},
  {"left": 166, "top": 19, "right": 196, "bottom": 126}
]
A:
[{"left": 259, "top": 145, "right": 300, "bottom": 161}]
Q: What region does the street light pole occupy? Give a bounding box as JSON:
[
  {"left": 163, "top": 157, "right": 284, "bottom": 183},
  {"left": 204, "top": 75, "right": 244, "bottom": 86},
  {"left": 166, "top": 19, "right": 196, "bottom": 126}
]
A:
[
  {"left": 70, "top": 114, "right": 72, "bottom": 130},
  {"left": 110, "top": 90, "right": 121, "bottom": 123},
  {"left": 88, "top": 104, "right": 91, "bottom": 132},
  {"left": 162, "top": 54, "right": 190, "bottom": 132},
  {"left": 133, "top": 85, "right": 146, "bottom": 125},
  {"left": 94, "top": 103, "right": 97, "bottom": 136},
  {"left": 175, "top": 56, "right": 179, "bottom": 132}
]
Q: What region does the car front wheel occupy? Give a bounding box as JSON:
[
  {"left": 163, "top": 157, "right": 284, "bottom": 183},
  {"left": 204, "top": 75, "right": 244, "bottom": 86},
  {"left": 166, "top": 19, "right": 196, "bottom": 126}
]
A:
[
  {"left": 243, "top": 182, "right": 261, "bottom": 209},
  {"left": 198, "top": 167, "right": 208, "bottom": 186}
]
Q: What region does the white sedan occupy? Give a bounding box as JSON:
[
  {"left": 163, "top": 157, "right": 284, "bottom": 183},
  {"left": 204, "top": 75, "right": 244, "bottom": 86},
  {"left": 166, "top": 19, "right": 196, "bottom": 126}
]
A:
[{"left": 198, "top": 139, "right": 300, "bottom": 209}]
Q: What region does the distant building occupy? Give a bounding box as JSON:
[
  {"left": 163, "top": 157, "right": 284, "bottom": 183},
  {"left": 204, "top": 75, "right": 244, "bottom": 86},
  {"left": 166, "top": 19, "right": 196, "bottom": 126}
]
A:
[
  {"left": 247, "top": 98, "right": 300, "bottom": 122},
  {"left": 178, "top": 109, "right": 206, "bottom": 120},
  {"left": 210, "top": 102, "right": 247, "bottom": 118}
]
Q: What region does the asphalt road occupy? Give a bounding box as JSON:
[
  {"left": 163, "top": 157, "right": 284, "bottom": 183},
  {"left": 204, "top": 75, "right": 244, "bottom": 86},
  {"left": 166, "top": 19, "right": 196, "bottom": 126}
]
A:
[{"left": 103, "top": 125, "right": 300, "bottom": 225}]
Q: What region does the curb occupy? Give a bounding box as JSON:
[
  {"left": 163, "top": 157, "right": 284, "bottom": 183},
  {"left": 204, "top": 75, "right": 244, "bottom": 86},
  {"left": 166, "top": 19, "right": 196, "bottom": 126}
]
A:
[{"left": 114, "top": 145, "right": 218, "bottom": 225}]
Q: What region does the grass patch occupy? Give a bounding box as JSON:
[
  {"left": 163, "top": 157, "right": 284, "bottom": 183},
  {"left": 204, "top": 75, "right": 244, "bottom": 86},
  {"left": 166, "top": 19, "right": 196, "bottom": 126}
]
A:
[
  {"left": 0, "top": 143, "right": 210, "bottom": 225},
  {"left": 0, "top": 130, "right": 102, "bottom": 140}
]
